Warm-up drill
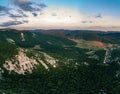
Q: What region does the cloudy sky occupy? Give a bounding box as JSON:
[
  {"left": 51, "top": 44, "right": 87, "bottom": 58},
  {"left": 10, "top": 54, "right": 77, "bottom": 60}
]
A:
[{"left": 0, "top": 0, "right": 120, "bottom": 31}]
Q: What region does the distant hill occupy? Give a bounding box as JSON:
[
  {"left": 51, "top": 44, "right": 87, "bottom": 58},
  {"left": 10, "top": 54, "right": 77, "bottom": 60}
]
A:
[{"left": 39, "top": 29, "right": 120, "bottom": 44}]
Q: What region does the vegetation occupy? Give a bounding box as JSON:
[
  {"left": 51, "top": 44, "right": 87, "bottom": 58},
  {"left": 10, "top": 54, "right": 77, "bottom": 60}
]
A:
[
  {"left": 0, "top": 42, "right": 18, "bottom": 66},
  {"left": 0, "top": 29, "right": 120, "bottom": 94},
  {"left": 1, "top": 60, "right": 120, "bottom": 94}
]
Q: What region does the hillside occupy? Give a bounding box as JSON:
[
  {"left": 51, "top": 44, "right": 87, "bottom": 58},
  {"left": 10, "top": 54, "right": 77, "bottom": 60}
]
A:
[{"left": 0, "top": 29, "right": 120, "bottom": 94}]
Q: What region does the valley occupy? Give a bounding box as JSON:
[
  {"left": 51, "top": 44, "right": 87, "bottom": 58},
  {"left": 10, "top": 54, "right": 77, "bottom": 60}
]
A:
[{"left": 0, "top": 29, "right": 120, "bottom": 94}]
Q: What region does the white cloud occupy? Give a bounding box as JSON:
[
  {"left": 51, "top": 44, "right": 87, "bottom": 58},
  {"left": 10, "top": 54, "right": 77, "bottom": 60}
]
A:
[
  {"left": 0, "top": 6, "right": 120, "bottom": 31},
  {"left": 9, "top": 7, "right": 83, "bottom": 29},
  {"left": 8, "top": 0, "right": 46, "bottom": 13},
  {"left": 9, "top": 0, "right": 29, "bottom": 5}
]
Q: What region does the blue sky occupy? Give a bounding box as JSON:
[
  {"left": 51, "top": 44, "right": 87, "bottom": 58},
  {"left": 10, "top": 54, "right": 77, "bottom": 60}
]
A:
[
  {"left": 0, "top": 0, "right": 119, "bottom": 17},
  {"left": 0, "top": 0, "right": 7, "bottom": 6},
  {"left": 43, "top": 0, "right": 120, "bottom": 17},
  {"left": 0, "top": 0, "right": 120, "bottom": 30}
]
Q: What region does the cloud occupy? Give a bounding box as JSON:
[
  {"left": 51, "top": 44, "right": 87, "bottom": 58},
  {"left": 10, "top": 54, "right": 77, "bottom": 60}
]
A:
[
  {"left": 0, "top": 19, "right": 29, "bottom": 28},
  {"left": 0, "top": 5, "right": 10, "bottom": 16},
  {"left": 81, "top": 21, "right": 87, "bottom": 23},
  {"left": 23, "top": 20, "right": 29, "bottom": 23},
  {"left": 0, "top": 5, "right": 9, "bottom": 11},
  {"left": 8, "top": 0, "right": 46, "bottom": 17},
  {"left": 0, "top": 0, "right": 47, "bottom": 28},
  {"left": 95, "top": 14, "right": 102, "bottom": 18},
  {"left": 12, "top": 7, "right": 120, "bottom": 31},
  {"left": 81, "top": 21, "right": 93, "bottom": 24},
  {"left": 32, "top": 13, "right": 37, "bottom": 17},
  {"left": 0, "top": 4, "right": 27, "bottom": 19},
  {"left": 9, "top": 0, "right": 30, "bottom": 6},
  {"left": 13, "top": 7, "right": 83, "bottom": 30},
  {"left": 0, "top": 21, "right": 25, "bottom": 27},
  {"left": 51, "top": 13, "right": 57, "bottom": 16},
  {"left": 8, "top": 9, "right": 28, "bottom": 19},
  {"left": 0, "top": 2, "right": 120, "bottom": 31},
  {"left": 9, "top": 0, "right": 46, "bottom": 12}
]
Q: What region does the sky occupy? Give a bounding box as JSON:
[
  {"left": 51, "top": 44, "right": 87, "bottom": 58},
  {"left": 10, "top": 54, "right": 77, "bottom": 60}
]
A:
[{"left": 0, "top": 0, "right": 120, "bottom": 31}]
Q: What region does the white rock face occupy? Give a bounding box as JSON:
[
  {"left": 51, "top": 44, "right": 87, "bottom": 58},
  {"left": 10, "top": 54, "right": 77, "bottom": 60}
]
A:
[
  {"left": 43, "top": 53, "right": 57, "bottom": 68},
  {"left": 3, "top": 49, "right": 38, "bottom": 74},
  {"left": 6, "top": 38, "right": 15, "bottom": 44},
  {"left": 2, "top": 49, "right": 57, "bottom": 74},
  {"left": 39, "top": 60, "right": 49, "bottom": 70},
  {"left": 21, "top": 33, "right": 25, "bottom": 41},
  {"left": 0, "top": 68, "right": 4, "bottom": 78}
]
